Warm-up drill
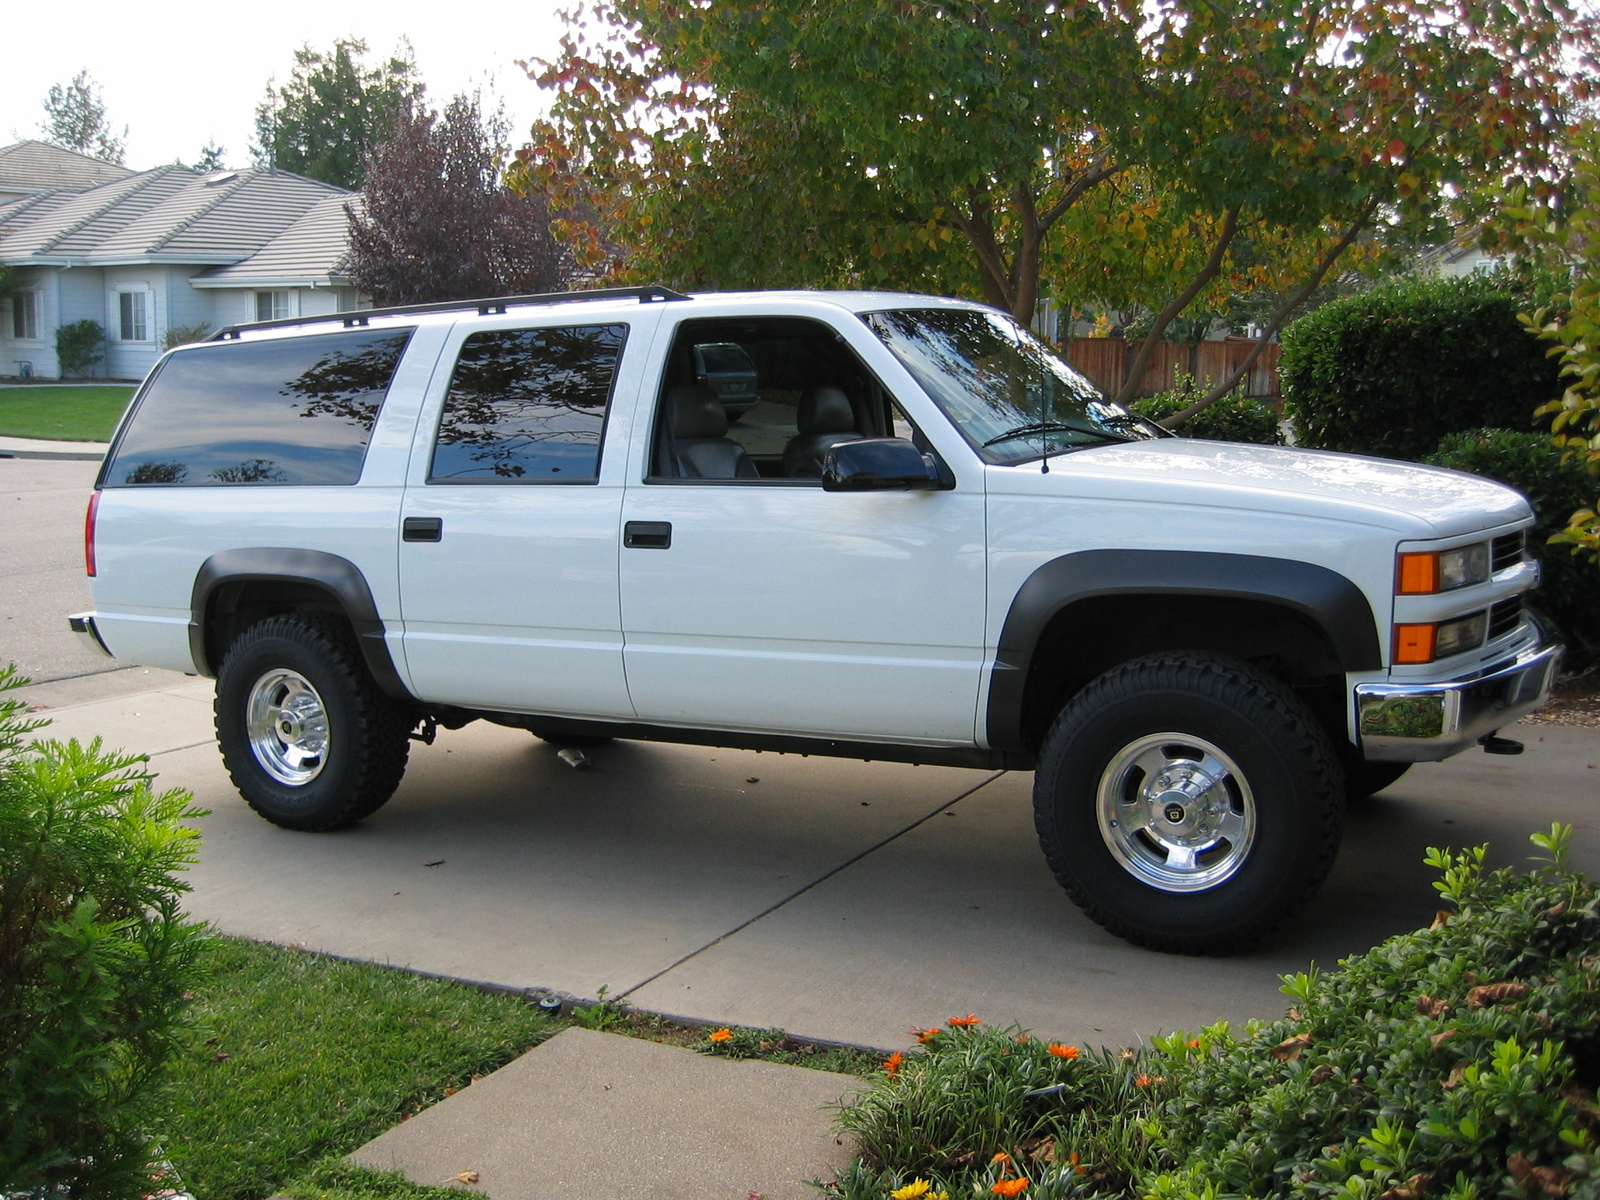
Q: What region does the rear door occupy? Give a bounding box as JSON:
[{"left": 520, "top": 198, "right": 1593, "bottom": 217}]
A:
[{"left": 397, "top": 308, "right": 660, "bottom": 716}]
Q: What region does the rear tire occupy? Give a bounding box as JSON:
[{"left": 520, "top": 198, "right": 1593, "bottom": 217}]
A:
[
  {"left": 215, "top": 614, "right": 412, "bottom": 831},
  {"left": 1033, "top": 652, "right": 1344, "bottom": 955}
]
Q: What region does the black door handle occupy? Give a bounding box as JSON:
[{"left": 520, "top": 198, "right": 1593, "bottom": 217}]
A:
[
  {"left": 403, "top": 517, "right": 442, "bottom": 542},
  {"left": 624, "top": 520, "right": 672, "bottom": 549}
]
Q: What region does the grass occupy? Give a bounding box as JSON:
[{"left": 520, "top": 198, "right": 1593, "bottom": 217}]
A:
[
  {"left": 0, "top": 384, "right": 135, "bottom": 441},
  {"left": 160, "top": 939, "right": 878, "bottom": 1200},
  {"left": 161, "top": 938, "right": 556, "bottom": 1200}
]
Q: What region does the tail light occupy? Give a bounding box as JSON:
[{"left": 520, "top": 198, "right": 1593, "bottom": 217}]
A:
[{"left": 85, "top": 491, "right": 100, "bottom": 577}]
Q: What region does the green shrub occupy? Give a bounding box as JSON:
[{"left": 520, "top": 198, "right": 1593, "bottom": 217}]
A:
[
  {"left": 1425, "top": 428, "right": 1599, "bottom": 662},
  {"left": 827, "top": 826, "right": 1600, "bottom": 1200},
  {"left": 1281, "top": 275, "right": 1562, "bottom": 460},
  {"left": 54, "top": 319, "right": 106, "bottom": 379},
  {"left": 0, "top": 666, "right": 212, "bottom": 1200},
  {"left": 161, "top": 321, "right": 213, "bottom": 351},
  {"left": 1129, "top": 374, "right": 1284, "bottom": 445}
]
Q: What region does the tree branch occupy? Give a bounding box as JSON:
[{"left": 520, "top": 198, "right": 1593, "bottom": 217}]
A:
[
  {"left": 1037, "top": 158, "right": 1121, "bottom": 233},
  {"left": 1161, "top": 195, "right": 1381, "bottom": 428},
  {"left": 1112, "top": 206, "right": 1242, "bottom": 406}
]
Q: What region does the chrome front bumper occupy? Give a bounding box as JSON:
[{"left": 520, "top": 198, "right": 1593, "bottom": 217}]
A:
[
  {"left": 1354, "top": 641, "right": 1564, "bottom": 762},
  {"left": 67, "top": 612, "right": 114, "bottom": 659}
]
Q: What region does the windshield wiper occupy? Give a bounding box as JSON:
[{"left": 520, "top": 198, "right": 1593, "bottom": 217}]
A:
[{"left": 982, "top": 419, "right": 1134, "bottom": 448}]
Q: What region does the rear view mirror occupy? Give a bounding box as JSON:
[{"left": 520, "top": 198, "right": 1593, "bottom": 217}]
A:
[{"left": 822, "top": 438, "right": 946, "bottom": 491}]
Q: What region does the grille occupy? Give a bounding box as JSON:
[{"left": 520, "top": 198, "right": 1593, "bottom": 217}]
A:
[
  {"left": 1488, "top": 596, "right": 1524, "bottom": 642},
  {"left": 1491, "top": 531, "right": 1526, "bottom": 573}
]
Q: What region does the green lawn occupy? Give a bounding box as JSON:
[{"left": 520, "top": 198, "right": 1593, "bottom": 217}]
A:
[{"left": 0, "top": 385, "right": 135, "bottom": 441}]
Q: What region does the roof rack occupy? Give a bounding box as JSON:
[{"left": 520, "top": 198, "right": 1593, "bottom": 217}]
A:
[{"left": 208, "top": 285, "right": 691, "bottom": 341}]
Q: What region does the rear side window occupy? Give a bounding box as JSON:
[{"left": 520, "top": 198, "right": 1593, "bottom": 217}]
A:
[
  {"left": 104, "top": 328, "right": 413, "bottom": 487},
  {"left": 429, "top": 324, "right": 627, "bottom": 482}
]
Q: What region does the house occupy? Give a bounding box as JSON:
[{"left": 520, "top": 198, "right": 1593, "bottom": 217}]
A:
[
  {"left": 0, "top": 145, "right": 362, "bottom": 379},
  {"left": 0, "top": 140, "right": 133, "bottom": 204}
]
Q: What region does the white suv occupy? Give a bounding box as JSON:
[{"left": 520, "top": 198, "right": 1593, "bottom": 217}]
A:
[{"left": 70, "top": 286, "right": 1562, "bottom": 954}]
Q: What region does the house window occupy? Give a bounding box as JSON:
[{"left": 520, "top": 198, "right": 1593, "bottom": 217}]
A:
[
  {"left": 118, "top": 291, "right": 149, "bottom": 342},
  {"left": 256, "top": 291, "right": 293, "bottom": 322},
  {"left": 11, "top": 291, "right": 39, "bottom": 341}
]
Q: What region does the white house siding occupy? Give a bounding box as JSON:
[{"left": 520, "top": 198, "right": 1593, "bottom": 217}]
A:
[{"left": 102, "top": 265, "right": 163, "bottom": 380}]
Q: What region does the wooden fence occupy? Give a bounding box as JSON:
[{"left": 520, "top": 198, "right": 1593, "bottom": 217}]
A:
[{"left": 1063, "top": 337, "right": 1281, "bottom": 401}]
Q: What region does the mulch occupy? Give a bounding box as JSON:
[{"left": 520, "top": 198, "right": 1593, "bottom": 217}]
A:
[{"left": 1523, "top": 667, "right": 1600, "bottom": 728}]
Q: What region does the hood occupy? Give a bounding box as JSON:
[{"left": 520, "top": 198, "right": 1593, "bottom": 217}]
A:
[{"left": 1018, "top": 439, "right": 1530, "bottom": 539}]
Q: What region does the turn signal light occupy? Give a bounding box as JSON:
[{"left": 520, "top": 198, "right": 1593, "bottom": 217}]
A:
[
  {"left": 1393, "top": 623, "right": 1436, "bottom": 664},
  {"left": 1396, "top": 553, "right": 1438, "bottom": 595}
]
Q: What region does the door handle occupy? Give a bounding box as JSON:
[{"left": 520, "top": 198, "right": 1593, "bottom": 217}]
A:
[
  {"left": 403, "top": 516, "right": 443, "bottom": 542},
  {"left": 623, "top": 520, "right": 672, "bottom": 549}
]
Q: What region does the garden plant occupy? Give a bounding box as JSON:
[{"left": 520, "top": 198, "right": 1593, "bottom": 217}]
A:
[{"left": 825, "top": 826, "right": 1600, "bottom": 1199}]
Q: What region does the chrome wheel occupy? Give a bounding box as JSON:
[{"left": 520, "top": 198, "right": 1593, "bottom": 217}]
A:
[
  {"left": 246, "top": 668, "right": 329, "bottom": 786},
  {"left": 1096, "top": 732, "right": 1256, "bottom": 893}
]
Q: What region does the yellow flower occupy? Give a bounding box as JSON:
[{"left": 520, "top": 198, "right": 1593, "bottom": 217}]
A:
[
  {"left": 890, "top": 1180, "right": 932, "bottom": 1200},
  {"left": 709, "top": 1028, "right": 733, "bottom": 1043}
]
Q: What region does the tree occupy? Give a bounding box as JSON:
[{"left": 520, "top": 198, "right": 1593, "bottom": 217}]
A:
[
  {"left": 346, "top": 95, "right": 572, "bottom": 305},
  {"left": 522, "top": 0, "right": 1593, "bottom": 420},
  {"left": 252, "top": 39, "right": 421, "bottom": 189},
  {"left": 190, "top": 141, "right": 226, "bottom": 172},
  {"left": 38, "top": 70, "right": 125, "bottom": 165}
]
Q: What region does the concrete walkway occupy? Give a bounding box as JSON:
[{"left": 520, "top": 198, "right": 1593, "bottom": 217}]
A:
[{"left": 0, "top": 435, "right": 108, "bottom": 461}]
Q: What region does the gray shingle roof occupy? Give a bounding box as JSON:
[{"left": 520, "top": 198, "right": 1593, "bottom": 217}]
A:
[
  {"left": 193, "top": 193, "right": 356, "bottom": 287},
  {"left": 0, "top": 167, "right": 349, "bottom": 265},
  {"left": 0, "top": 141, "right": 134, "bottom": 194}
]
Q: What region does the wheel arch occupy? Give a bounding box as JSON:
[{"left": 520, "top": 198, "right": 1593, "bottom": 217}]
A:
[
  {"left": 189, "top": 548, "right": 413, "bottom": 700},
  {"left": 987, "top": 549, "right": 1382, "bottom": 755}
]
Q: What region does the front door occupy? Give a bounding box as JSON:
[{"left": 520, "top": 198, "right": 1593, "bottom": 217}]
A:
[{"left": 618, "top": 312, "right": 987, "bottom": 744}]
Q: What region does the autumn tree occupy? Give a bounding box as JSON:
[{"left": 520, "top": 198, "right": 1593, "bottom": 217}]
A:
[
  {"left": 346, "top": 95, "right": 572, "bottom": 306},
  {"left": 521, "top": 0, "right": 1594, "bottom": 420},
  {"left": 38, "top": 70, "right": 125, "bottom": 165},
  {"left": 253, "top": 39, "right": 421, "bottom": 189}
]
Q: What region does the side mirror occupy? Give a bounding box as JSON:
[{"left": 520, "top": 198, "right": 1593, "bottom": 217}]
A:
[{"left": 822, "top": 438, "right": 947, "bottom": 492}]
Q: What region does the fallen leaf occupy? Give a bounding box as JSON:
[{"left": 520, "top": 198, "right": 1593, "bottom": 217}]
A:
[
  {"left": 1442, "top": 1063, "right": 1467, "bottom": 1090},
  {"left": 1430, "top": 910, "right": 1452, "bottom": 930},
  {"left": 1309, "top": 1064, "right": 1333, "bottom": 1086},
  {"left": 1270, "top": 1033, "right": 1313, "bottom": 1062},
  {"left": 1378, "top": 1172, "right": 1430, "bottom": 1199},
  {"left": 746, "top": 777, "right": 760, "bottom": 783},
  {"left": 1429, "top": 1029, "right": 1456, "bottom": 1049},
  {"left": 424, "top": 860, "right": 446, "bottom": 868},
  {"left": 1466, "top": 982, "right": 1528, "bottom": 1009},
  {"left": 1543, "top": 900, "right": 1569, "bottom": 920},
  {"left": 455, "top": 1170, "right": 480, "bottom": 1185},
  {"left": 1415, "top": 994, "right": 1449, "bottom": 1018},
  {"left": 211, "top": 1051, "right": 230, "bottom": 1063}
]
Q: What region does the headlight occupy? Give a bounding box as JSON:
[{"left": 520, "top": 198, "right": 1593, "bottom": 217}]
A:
[
  {"left": 1396, "top": 544, "right": 1490, "bottom": 594},
  {"left": 1393, "top": 611, "right": 1489, "bottom": 664}
]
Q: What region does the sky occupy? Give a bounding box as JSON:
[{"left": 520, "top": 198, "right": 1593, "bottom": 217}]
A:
[{"left": 3, "top": 0, "right": 573, "bottom": 171}]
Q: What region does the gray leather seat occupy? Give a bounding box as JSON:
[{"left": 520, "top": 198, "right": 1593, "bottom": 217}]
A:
[
  {"left": 782, "top": 386, "right": 864, "bottom": 478},
  {"left": 659, "top": 384, "right": 759, "bottom": 479}
]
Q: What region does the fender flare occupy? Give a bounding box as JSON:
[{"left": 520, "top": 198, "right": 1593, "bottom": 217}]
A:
[
  {"left": 189, "top": 548, "right": 413, "bottom": 700},
  {"left": 986, "top": 549, "right": 1381, "bottom": 752}
]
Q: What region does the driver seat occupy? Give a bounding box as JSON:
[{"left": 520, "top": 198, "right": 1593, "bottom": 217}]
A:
[{"left": 783, "top": 386, "right": 864, "bottom": 478}]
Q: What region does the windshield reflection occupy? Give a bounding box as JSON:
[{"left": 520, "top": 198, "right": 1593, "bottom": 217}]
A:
[{"left": 861, "top": 308, "right": 1161, "bottom": 464}]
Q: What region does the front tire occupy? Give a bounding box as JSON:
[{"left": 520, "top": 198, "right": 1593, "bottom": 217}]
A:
[
  {"left": 1033, "top": 652, "right": 1343, "bottom": 955},
  {"left": 215, "top": 615, "right": 412, "bottom": 831}
]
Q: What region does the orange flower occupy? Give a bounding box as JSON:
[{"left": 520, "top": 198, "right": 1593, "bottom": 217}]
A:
[
  {"left": 1186, "top": 1039, "right": 1200, "bottom": 1048},
  {"left": 1134, "top": 1073, "right": 1154, "bottom": 1088},
  {"left": 991, "top": 1179, "right": 1028, "bottom": 1197},
  {"left": 1046, "top": 1044, "right": 1080, "bottom": 1059},
  {"left": 947, "top": 1014, "right": 982, "bottom": 1028},
  {"left": 709, "top": 1028, "right": 733, "bottom": 1043},
  {"left": 1069, "top": 1151, "right": 1086, "bottom": 1176},
  {"left": 991, "top": 1152, "right": 1012, "bottom": 1167},
  {"left": 911, "top": 1026, "right": 943, "bottom": 1044},
  {"left": 883, "top": 1051, "right": 904, "bottom": 1077}
]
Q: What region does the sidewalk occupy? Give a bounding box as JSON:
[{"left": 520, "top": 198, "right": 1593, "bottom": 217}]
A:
[{"left": 0, "top": 434, "right": 108, "bottom": 461}]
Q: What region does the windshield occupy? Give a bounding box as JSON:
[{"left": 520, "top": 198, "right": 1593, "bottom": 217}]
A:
[{"left": 861, "top": 308, "right": 1162, "bottom": 464}]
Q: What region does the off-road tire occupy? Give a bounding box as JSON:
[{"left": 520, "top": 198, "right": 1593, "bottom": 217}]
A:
[
  {"left": 1033, "top": 651, "right": 1344, "bottom": 955},
  {"left": 215, "top": 614, "right": 413, "bottom": 831}
]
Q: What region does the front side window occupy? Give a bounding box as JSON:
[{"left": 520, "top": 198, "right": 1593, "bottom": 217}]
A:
[
  {"left": 862, "top": 308, "right": 1162, "bottom": 465},
  {"left": 429, "top": 324, "right": 627, "bottom": 483},
  {"left": 117, "top": 291, "right": 148, "bottom": 342},
  {"left": 11, "top": 291, "right": 38, "bottom": 341},
  {"left": 256, "top": 291, "right": 293, "bottom": 322},
  {"left": 103, "top": 326, "right": 414, "bottom": 487}
]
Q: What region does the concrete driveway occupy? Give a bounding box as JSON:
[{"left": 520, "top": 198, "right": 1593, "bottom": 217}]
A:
[{"left": 8, "top": 455, "right": 1599, "bottom": 1051}]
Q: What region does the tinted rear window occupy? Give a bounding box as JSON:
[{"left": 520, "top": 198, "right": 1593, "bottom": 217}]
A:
[{"left": 104, "top": 328, "right": 414, "bottom": 487}]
